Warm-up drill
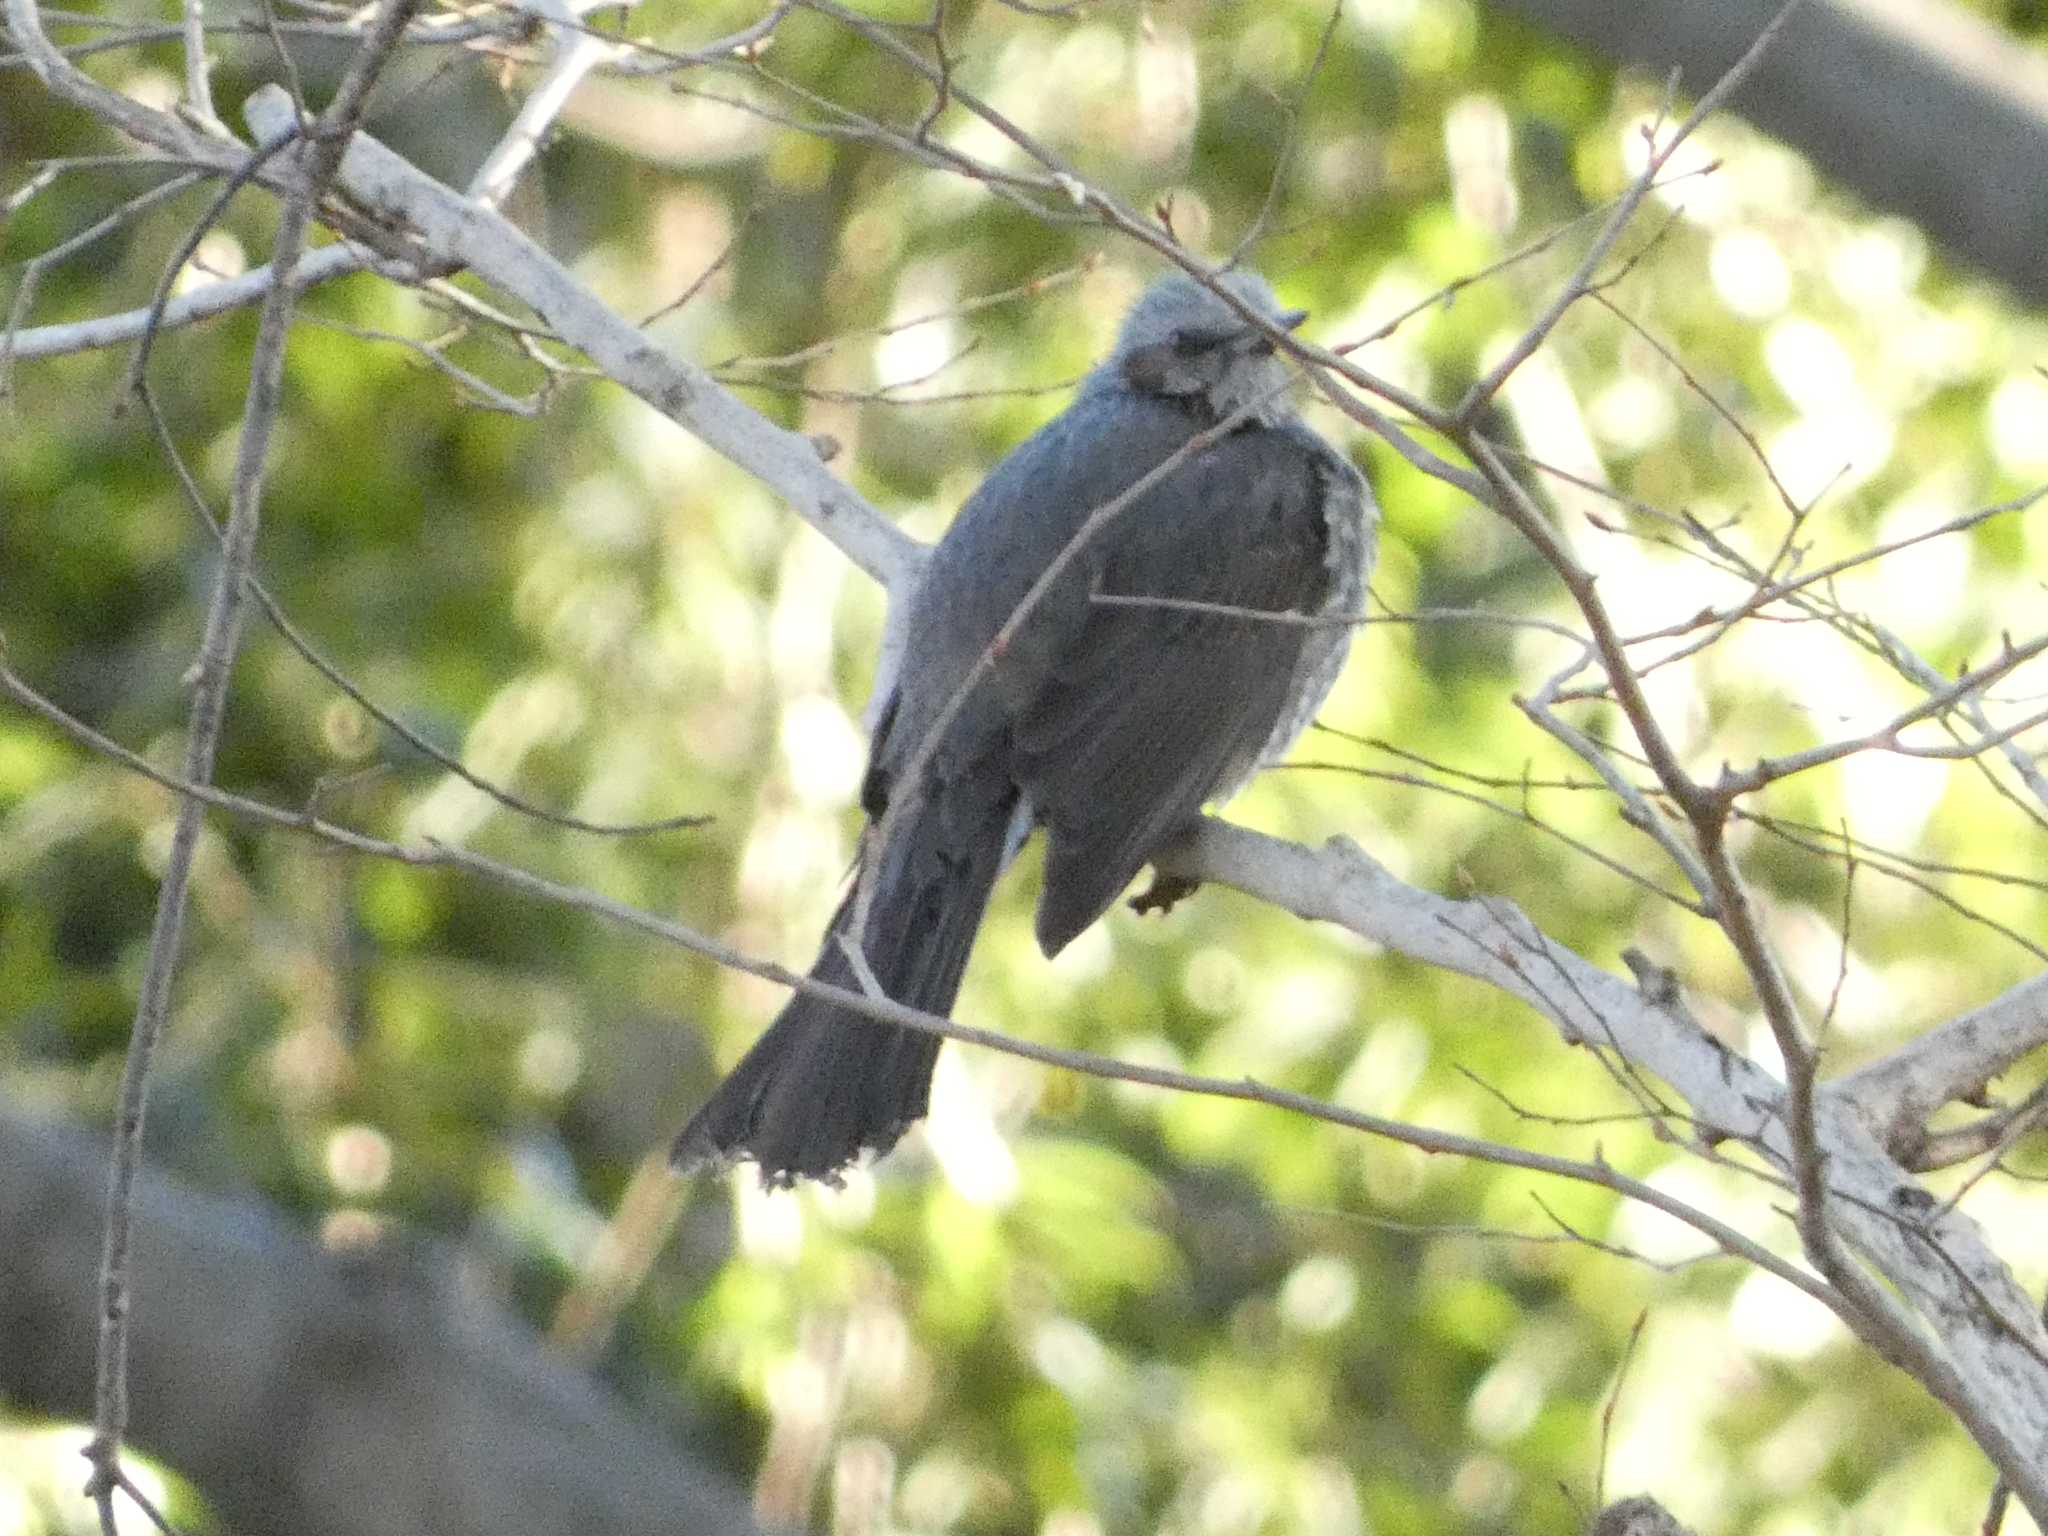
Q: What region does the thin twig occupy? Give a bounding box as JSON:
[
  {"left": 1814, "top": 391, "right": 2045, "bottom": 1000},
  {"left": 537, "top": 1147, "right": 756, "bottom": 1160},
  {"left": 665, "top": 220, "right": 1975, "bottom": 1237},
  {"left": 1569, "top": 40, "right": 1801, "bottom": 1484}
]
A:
[
  {"left": 0, "top": 656, "right": 1845, "bottom": 1319},
  {"left": 1228, "top": 0, "right": 1342, "bottom": 264},
  {"left": 135, "top": 386, "right": 713, "bottom": 837},
  {"left": 1596, "top": 1311, "right": 1649, "bottom": 1513},
  {"left": 83, "top": 6, "right": 425, "bottom": 1529}
]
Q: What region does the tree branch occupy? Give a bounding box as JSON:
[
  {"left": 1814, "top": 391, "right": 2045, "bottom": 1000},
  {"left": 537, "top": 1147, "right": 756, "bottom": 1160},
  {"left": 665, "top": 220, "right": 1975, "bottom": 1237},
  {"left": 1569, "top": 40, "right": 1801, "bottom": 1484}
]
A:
[
  {"left": 1835, "top": 973, "right": 2048, "bottom": 1166},
  {"left": 1490, "top": 0, "right": 2048, "bottom": 303},
  {"left": 85, "top": 5, "right": 422, "bottom": 1525},
  {"left": 236, "top": 83, "right": 921, "bottom": 600},
  {"left": 0, "top": 657, "right": 1838, "bottom": 1315},
  {"left": 0, "top": 1110, "right": 764, "bottom": 1536}
]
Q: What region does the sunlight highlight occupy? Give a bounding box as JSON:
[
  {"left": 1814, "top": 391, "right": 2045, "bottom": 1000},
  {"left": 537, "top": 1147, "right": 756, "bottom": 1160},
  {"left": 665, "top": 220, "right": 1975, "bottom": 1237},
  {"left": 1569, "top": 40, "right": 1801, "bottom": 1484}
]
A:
[
  {"left": 1987, "top": 370, "right": 2048, "bottom": 475},
  {"left": 323, "top": 1123, "right": 393, "bottom": 1198},
  {"left": 779, "top": 694, "right": 865, "bottom": 809},
  {"left": 1729, "top": 1270, "right": 1845, "bottom": 1361},
  {"left": 1277, "top": 1255, "right": 1358, "bottom": 1334},
  {"left": 1709, "top": 227, "right": 1791, "bottom": 319},
  {"left": 1134, "top": 20, "right": 1199, "bottom": 164},
  {"left": 874, "top": 269, "right": 962, "bottom": 393},
  {"left": 737, "top": 1168, "right": 805, "bottom": 1263},
  {"left": 1445, "top": 94, "right": 1518, "bottom": 235},
  {"left": 1031, "top": 1315, "right": 1111, "bottom": 1398},
  {"left": 925, "top": 1051, "right": 1020, "bottom": 1208}
]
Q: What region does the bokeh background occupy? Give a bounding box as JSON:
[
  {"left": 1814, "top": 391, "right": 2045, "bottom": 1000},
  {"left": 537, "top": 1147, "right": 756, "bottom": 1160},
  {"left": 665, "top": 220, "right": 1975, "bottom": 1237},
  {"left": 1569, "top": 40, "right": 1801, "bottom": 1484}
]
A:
[{"left": 5, "top": 1, "right": 2048, "bottom": 1532}]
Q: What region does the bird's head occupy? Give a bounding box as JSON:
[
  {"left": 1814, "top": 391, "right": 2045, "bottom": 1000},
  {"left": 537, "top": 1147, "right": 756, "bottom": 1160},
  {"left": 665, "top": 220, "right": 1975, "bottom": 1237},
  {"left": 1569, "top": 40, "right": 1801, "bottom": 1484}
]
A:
[{"left": 1111, "top": 268, "right": 1307, "bottom": 424}]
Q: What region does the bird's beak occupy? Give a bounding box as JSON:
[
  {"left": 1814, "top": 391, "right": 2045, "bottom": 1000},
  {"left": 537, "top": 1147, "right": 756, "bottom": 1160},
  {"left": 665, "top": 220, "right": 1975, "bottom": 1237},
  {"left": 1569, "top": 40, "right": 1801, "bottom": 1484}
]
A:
[{"left": 1245, "top": 308, "right": 1308, "bottom": 358}]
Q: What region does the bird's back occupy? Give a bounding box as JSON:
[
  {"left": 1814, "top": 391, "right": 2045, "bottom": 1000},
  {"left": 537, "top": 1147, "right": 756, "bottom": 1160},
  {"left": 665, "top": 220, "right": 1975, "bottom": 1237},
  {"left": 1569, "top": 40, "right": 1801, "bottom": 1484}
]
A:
[{"left": 869, "top": 380, "right": 1363, "bottom": 953}]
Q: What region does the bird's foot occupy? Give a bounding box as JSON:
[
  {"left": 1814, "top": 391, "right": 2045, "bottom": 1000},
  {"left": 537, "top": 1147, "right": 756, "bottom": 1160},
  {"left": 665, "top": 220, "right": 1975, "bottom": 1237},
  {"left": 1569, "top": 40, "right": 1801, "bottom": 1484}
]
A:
[{"left": 1128, "top": 870, "right": 1202, "bottom": 918}]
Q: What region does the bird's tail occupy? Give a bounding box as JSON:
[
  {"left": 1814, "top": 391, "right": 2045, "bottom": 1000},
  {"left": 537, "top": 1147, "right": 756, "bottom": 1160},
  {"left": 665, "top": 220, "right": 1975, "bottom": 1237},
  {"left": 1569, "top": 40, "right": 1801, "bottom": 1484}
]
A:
[{"left": 672, "top": 780, "right": 1016, "bottom": 1186}]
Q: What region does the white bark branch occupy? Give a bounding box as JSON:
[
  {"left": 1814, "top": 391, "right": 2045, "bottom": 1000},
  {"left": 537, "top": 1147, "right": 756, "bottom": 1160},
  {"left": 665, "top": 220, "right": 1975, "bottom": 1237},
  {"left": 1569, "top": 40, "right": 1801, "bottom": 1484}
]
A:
[
  {"left": 1156, "top": 822, "right": 2048, "bottom": 1476},
  {"left": 1835, "top": 973, "right": 2048, "bottom": 1163},
  {"left": 240, "top": 83, "right": 920, "bottom": 596},
  {"left": 5, "top": 246, "right": 375, "bottom": 362}
]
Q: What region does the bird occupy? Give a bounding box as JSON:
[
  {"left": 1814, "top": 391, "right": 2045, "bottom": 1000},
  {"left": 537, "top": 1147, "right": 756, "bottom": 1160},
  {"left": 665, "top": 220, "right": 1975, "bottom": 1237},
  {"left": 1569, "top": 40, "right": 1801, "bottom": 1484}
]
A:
[{"left": 673, "top": 267, "right": 1378, "bottom": 1186}]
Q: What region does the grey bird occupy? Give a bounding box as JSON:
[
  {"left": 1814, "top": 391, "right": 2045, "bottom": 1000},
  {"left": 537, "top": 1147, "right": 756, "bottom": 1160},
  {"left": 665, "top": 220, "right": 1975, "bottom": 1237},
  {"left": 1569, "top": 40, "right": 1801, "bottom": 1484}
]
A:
[{"left": 673, "top": 269, "right": 1378, "bottom": 1185}]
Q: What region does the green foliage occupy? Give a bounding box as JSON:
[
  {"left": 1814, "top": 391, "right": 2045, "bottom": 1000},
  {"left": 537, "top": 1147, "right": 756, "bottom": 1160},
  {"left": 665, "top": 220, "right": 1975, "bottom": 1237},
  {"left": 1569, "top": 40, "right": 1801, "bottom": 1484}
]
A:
[{"left": 4, "top": 1, "right": 2048, "bottom": 1533}]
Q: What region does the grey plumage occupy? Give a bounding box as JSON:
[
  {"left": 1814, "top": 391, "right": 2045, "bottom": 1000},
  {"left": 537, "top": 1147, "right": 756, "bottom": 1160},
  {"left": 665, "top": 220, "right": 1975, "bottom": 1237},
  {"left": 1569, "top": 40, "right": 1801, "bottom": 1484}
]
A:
[{"left": 674, "top": 269, "right": 1379, "bottom": 1185}]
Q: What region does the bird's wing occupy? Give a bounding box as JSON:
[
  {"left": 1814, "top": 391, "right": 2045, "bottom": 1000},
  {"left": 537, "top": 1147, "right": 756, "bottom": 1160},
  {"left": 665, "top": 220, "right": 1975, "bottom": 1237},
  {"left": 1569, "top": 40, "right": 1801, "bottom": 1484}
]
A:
[
  {"left": 1256, "top": 422, "right": 1376, "bottom": 766},
  {"left": 1010, "top": 425, "right": 1336, "bottom": 956}
]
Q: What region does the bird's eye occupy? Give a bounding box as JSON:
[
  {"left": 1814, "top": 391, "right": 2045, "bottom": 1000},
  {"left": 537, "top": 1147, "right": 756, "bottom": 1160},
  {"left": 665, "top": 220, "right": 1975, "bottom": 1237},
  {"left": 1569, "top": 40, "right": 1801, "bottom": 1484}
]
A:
[{"left": 1170, "top": 328, "right": 1207, "bottom": 356}]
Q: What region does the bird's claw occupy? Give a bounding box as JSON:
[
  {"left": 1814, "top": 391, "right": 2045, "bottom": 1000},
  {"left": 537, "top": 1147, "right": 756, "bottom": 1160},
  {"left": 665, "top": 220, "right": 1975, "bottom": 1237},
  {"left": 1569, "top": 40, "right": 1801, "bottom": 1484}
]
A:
[{"left": 1128, "top": 870, "right": 1202, "bottom": 918}]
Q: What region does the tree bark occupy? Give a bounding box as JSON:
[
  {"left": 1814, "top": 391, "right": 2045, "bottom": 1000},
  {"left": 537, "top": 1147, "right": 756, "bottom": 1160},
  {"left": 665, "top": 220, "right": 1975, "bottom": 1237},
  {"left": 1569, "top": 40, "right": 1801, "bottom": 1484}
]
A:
[
  {"left": 1491, "top": 0, "right": 2048, "bottom": 304},
  {"left": 0, "top": 1110, "right": 765, "bottom": 1536}
]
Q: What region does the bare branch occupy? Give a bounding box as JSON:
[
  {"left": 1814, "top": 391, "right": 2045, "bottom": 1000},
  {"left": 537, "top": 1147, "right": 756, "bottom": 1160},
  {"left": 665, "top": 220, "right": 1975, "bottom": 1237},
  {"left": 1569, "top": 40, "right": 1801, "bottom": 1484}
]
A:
[
  {"left": 1710, "top": 634, "right": 2048, "bottom": 799},
  {"left": 2, "top": 168, "right": 207, "bottom": 396},
  {"left": 0, "top": 658, "right": 1840, "bottom": 1321},
  {"left": 5, "top": 243, "right": 377, "bottom": 363},
  {"left": 1835, "top": 974, "right": 2048, "bottom": 1166},
  {"left": 135, "top": 388, "right": 713, "bottom": 837},
  {"left": 178, "top": 0, "right": 221, "bottom": 132},
  {"left": 236, "top": 85, "right": 920, "bottom": 596},
  {"left": 1453, "top": 0, "right": 1807, "bottom": 425},
  {"left": 82, "top": 5, "right": 425, "bottom": 1526}
]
